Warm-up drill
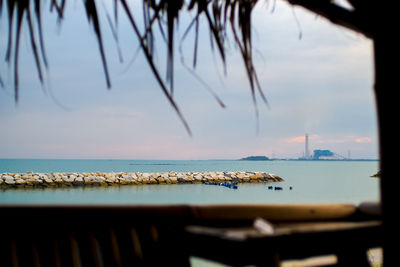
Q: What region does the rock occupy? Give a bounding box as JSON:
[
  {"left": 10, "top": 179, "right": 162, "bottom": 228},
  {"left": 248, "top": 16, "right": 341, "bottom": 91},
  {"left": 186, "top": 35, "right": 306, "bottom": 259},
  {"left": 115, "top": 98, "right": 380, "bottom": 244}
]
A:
[
  {"left": 0, "top": 171, "right": 283, "bottom": 188},
  {"left": 4, "top": 177, "right": 15, "bottom": 185},
  {"left": 96, "top": 176, "right": 106, "bottom": 182},
  {"left": 224, "top": 176, "right": 232, "bottom": 181},
  {"left": 185, "top": 176, "right": 195, "bottom": 182},
  {"left": 106, "top": 176, "right": 117, "bottom": 184},
  {"left": 157, "top": 177, "right": 165, "bottom": 184},
  {"left": 201, "top": 176, "right": 209, "bottom": 182},
  {"left": 193, "top": 175, "right": 203, "bottom": 182},
  {"left": 262, "top": 173, "right": 272, "bottom": 181},
  {"left": 84, "top": 176, "right": 97, "bottom": 185},
  {"left": 73, "top": 177, "right": 84, "bottom": 186},
  {"left": 217, "top": 175, "right": 226, "bottom": 181},
  {"left": 54, "top": 178, "right": 63, "bottom": 184},
  {"left": 15, "top": 178, "right": 26, "bottom": 185},
  {"left": 224, "top": 172, "right": 236, "bottom": 179},
  {"left": 142, "top": 173, "right": 151, "bottom": 179},
  {"left": 131, "top": 179, "right": 141, "bottom": 185},
  {"left": 250, "top": 172, "right": 263, "bottom": 180},
  {"left": 121, "top": 175, "right": 132, "bottom": 180},
  {"left": 270, "top": 174, "right": 284, "bottom": 182},
  {"left": 177, "top": 177, "right": 186, "bottom": 183},
  {"left": 39, "top": 174, "right": 48, "bottom": 179},
  {"left": 236, "top": 173, "right": 245, "bottom": 179},
  {"left": 119, "top": 179, "right": 128, "bottom": 185},
  {"left": 169, "top": 177, "right": 178, "bottom": 184}
]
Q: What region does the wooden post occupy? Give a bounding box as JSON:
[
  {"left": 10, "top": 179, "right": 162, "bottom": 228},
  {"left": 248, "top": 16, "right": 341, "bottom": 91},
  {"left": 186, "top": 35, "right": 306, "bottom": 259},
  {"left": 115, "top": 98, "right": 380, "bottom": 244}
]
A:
[{"left": 373, "top": 30, "right": 398, "bottom": 266}]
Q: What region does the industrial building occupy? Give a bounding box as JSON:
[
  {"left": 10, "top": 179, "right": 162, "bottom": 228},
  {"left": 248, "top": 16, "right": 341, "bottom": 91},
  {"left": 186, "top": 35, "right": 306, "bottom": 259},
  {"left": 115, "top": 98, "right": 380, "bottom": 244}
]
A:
[
  {"left": 299, "top": 134, "right": 340, "bottom": 160},
  {"left": 312, "top": 149, "right": 335, "bottom": 160}
]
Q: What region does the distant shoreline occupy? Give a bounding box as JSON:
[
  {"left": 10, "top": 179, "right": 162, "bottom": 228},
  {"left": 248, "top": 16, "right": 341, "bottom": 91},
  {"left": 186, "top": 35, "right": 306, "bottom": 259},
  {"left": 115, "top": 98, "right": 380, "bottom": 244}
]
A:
[
  {"left": 283, "top": 159, "right": 378, "bottom": 162},
  {"left": 0, "top": 158, "right": 379, "bottom": 161},
  {"left": 238, "top": 158, "right": 378, "bottom": 162},
  {"left": 239, "top": 156, "right": 270, "bottom": 161}
]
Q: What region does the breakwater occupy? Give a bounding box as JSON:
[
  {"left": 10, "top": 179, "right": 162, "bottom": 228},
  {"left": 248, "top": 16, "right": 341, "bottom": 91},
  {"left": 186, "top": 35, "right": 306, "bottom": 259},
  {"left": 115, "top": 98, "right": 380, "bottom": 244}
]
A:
[{"left": 0, "top": 171, "right": 283, "bottom": 188}]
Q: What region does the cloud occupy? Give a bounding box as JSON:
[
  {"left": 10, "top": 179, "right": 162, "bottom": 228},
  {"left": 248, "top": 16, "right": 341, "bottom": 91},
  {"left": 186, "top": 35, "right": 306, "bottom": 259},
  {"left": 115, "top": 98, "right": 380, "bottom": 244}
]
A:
[
  {"left": 286, "top": 136, "right": 305, "bottom": 143},
  {"left": 355, "top": 137, "right": 372, "bottom": 143},
  {"left": 285, "top": 134, "right": 321, "bottom": 143}
]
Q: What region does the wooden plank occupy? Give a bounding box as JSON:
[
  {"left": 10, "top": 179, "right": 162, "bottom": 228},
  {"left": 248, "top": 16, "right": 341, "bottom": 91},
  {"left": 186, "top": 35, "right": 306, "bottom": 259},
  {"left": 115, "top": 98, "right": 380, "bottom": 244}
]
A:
[
  {"left": 190, "top": 204, "right": 357, "bottom": 222},
  {"left": 0, "top": 204, "right": 358, "bottom": 226},
  {"left": 185, "top": 221, "right": 382, "bottom": 240}
]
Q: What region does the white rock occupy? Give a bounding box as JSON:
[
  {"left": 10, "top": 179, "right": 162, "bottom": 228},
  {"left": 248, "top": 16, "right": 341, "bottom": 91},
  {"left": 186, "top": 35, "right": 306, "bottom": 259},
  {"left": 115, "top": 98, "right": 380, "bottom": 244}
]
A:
[{"left": 5, "top": 177, "right": 15, "bottom": 185}]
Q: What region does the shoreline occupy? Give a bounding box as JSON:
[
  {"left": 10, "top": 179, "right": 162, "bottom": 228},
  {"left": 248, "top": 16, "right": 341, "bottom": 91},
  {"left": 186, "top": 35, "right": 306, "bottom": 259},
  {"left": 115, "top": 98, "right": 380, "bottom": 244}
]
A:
[{"left": 0, "top": 171, "right": 284, "bottom": 188}]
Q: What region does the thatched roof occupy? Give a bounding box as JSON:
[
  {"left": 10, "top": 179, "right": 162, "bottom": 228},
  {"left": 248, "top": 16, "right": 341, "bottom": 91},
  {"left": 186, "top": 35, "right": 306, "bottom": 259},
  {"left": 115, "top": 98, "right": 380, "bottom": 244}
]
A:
[{"left": 0, "top": 0, "right": 375, "bottom": 133}]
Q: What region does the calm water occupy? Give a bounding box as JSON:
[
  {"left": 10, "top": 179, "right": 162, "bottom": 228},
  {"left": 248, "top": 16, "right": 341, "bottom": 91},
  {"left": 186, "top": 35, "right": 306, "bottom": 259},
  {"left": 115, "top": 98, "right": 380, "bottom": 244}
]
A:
[{"left": 0, "top": 159, "right": 380, "bottom": 205}]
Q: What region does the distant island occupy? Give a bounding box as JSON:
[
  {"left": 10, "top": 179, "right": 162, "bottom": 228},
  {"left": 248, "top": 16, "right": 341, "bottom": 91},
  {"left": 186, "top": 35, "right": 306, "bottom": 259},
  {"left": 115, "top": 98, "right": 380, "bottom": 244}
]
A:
[{"left": 239, "top": 156, "right": 270, "bottom": 161}]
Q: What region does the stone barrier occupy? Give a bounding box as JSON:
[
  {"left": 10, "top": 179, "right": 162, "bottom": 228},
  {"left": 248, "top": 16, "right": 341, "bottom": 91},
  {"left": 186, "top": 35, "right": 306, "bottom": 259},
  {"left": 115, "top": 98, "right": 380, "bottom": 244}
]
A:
[{"left": 0, "top": 171, "right": 283, "bottom": 188}]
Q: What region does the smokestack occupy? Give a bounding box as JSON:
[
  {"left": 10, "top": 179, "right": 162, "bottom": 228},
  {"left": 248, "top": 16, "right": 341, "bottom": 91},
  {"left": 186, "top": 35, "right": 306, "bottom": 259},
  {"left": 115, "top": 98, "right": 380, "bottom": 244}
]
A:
[{"left": 305, "top": 133, "right": 310, "bottom": 159}]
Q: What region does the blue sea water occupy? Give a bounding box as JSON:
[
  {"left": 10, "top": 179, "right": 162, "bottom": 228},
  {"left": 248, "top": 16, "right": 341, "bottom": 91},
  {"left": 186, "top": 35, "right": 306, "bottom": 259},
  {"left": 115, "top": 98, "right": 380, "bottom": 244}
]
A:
[{"left": 0, "top": 159, "right": 380, "bottom": 205}]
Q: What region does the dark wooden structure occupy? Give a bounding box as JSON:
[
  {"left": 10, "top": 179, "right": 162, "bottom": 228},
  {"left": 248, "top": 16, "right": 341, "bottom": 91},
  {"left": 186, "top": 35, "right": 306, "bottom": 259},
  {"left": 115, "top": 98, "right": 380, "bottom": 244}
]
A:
[{"left": 0, "top": 203, "right": 382, "bottom": 266}]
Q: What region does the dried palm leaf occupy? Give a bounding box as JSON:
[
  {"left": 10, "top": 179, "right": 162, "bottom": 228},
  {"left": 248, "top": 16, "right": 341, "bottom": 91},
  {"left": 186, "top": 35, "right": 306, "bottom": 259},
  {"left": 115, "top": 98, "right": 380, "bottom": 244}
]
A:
[
  {"left": 84, "top": 0, "right": 111, "bottom": 88},
  {"left": 2, "top": 0, "right": 369, "bottom": 133}
]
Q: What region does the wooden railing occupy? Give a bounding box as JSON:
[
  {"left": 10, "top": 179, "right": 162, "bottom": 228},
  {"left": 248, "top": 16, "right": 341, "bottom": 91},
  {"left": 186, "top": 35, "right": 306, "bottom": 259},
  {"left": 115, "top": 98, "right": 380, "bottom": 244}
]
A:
[{"left": 0, "top": 204, "right": 382, "bottom": 266}]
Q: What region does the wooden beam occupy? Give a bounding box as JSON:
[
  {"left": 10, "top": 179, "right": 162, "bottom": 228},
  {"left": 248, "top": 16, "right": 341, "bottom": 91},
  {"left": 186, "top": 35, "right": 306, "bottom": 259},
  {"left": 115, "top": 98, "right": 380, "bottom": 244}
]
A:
[{"left": 287, "top": 0, "right": 374, "bottom": 38}]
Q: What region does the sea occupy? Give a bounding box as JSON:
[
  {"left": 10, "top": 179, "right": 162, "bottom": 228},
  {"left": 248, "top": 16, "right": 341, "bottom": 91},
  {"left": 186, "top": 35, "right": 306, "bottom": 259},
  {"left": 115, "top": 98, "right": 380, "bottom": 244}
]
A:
[{"left": 0, "top": 159, "right": 380, "bottom": 205}]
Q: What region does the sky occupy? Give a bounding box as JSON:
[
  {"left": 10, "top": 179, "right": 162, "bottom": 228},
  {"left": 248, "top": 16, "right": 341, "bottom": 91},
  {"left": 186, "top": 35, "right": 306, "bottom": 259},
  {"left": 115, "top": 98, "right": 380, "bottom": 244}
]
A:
[{"left": 0, "top": 0, "right": 377, "bottom": 160}]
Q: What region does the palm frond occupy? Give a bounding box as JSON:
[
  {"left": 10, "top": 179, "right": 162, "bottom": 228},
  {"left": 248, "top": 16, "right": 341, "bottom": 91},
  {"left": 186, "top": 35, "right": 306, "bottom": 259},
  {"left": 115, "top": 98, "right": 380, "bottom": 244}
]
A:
[
  {"left": 84, "top": 0, "right": 111, "bottom": 89},
  {"left": 119, "top": 0, "right": 192, "bottom": 135},
  {"left": 5, "top": 0, "right": 347, "bottom": 133}
]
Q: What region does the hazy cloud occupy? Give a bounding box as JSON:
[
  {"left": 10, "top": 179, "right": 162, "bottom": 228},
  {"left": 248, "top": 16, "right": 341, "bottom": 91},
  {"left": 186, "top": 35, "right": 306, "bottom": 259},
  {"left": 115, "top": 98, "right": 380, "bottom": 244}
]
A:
[{"left": 355, "top": 137, "right": 372, "bottom": 143}]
